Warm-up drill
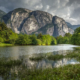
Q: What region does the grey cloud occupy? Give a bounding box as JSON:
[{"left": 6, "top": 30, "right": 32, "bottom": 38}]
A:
[
  {"left": 0, "top": 0, "right": 80, "bottom": 24},
  {"left": 70, "top": 7, "right": 80, "bottom": 18},
  {"left": 67, "top": 0, "right": 80, "bottom": 5}
]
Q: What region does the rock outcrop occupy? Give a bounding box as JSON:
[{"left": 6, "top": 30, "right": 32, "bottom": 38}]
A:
[{"left": 1, "top": 8, "right": 74, "bottom": 36}]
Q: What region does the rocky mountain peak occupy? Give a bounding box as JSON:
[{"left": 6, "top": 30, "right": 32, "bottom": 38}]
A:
[
  {"left": 12, "top": 8, "right": 32, "bottom": 14},
  {"left": 0, "top": 8, "right": 74, "bottom": 36},
  {"left": 52, "top": 16, "right": 65, "bottom": 24}
]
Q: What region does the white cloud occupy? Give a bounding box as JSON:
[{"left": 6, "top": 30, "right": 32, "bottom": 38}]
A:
[
  {"left": 24, "top": 0, "right": 41, "bottom": 6},
  {"left": 35, "top": 4, "right": 43, "bottom": 10},
  {"left": 46, "top": 5, "right": 50, "bottom": 10}
]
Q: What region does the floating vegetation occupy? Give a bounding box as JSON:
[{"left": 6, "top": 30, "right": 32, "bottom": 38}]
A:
[
  {"left": 47, "top": 54, "right": 64, "bottom": 60},
  {"left": 0, "top": 47, "right": 80, "bottom": 80}
]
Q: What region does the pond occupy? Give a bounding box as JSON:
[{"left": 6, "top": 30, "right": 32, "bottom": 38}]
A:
[{"left": 0, "top": 44, "right": 79, "bottom": 69}]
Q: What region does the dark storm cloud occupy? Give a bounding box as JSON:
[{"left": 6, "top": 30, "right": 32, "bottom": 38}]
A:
[
  {"left": 0, "top": 0, "right": 24, "bottom": 12},
  {"left": 0, "top": 0, "right": 80, "bottom": 24},
  {"left": 66, "top": 0, "right": 80, "bottom": 24},
  {"left": 70, "top": 7, "right": 80, "bottom": 18},
  {"left": 67, "top": 0, "right": 80, "bottom": 5},
  {"left": 0, "top": 0, "right": 42, "bottom": 12}
]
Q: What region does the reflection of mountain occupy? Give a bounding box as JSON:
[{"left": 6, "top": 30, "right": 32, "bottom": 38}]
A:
[
  {"left": 22, "top": 58, "right": 79, "bottom": 69},
  {"left": 0, "top": 45, "right": 79, "bottom": 69}
]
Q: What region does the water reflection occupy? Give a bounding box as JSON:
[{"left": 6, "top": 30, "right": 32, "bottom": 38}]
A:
[
  {"left": 23, "top": 58, "right": 79, "bottom": 69},
  {"left": 0, "top": 44, "right": 79, "bottom": 69},
  {"left": 0, "top": 77, "right": 3, "bottom": 80},
  {"left": 0, "top": 44, "right": 78, "bottom": 58}
]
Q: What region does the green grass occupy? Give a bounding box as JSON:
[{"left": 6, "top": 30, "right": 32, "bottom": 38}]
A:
[
  {"left": 0, "top": 47, "right": 80, "bottom": 80},
  {"left": 66, "top": 51, "right": 80, "bottom": 61},
  {"left": 0, "top": 58, "right": 22, "bottom": 79},
  {"left": 18, "top": 64, "right": 80, "bottom": 80},
  {"left": 0, "top": 43, "right": 13, "bottom": 47},
  {"left": 73, "top": 47, "right": 80, "bottom": 51},
  {"left": 1, "top": 59, "right": 80, "bottom": 80},
  {"left": 47, "top": 54, "right": 64, "bottom": 60},
  {"left": 0, "top": 55, "right": 80, "bottom": 80},
  {"left": 29, "top": 56, "right": 44, "bottom": 61}
]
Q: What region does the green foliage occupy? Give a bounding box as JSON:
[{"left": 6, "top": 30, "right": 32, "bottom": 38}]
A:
[
  {"left": 56, "top": 35, "right": 63, "bottom": 44},
  {"left": 51, "top": 36, "right": 57, "bottom": 45},
  {"left": 71, "top": 33, "right": 80, "bottom": 45},
  {"left": 9, "top": 33, "right": 18, "bottom": 44},
  {"left": 41, "top": 35, "right": 46, "bottom": 45},
  {"left": 37, "top": 34, "right": 57, "bottom": 45},
  {"left": 0, "top": 48, "right": 80, "bottom": 80},
  {"left": 0, "top": 22, "right": 57, "bottom": 45},
  {"left": 0, "top": 43, "right": 13, "bottom": 47},
  {"left": 36, "top": 39, "right": 42, "bottom": 45},
  {"left": 74, "top": 27, "right": 80, "bottom": 34},
  {"left": 65, "top": 33, "right": 72, "bottom": 37},
  {"left": 0, "top": 58, "right": 22, "bottom": 79},
  {"left": 0, "top": 22, "right": 17, "bottom": 43},
  {"left": 37, "top": 33, "right": 43, "bottom": 39},
  {"left": 30, "top": 34, "right": 37, "bottom": 45},
  {"left": 0, "top": 22, "right": 8, "bottom": 31},
  {"left": 16, "top": 34, "right": 31, "bottom": 45},
  {"left": 71, "top": 27, "right": 80, "bottom": 45},
  {"left": 45, "top": 35, "right": 52, "bottom": 45},
  {"left": 29, "top": 56, "right": 44, "bottom": 61},
  {"left": 0, "top": 37, "right": 4, "bottom": 42},
  {"left": 47, "top": 54, "right": 64, "bottom": 60},
  {"left": 56, "top": 33, "right": 72, "bottom": 44}
]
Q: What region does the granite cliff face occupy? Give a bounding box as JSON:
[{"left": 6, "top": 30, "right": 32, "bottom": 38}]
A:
[{"left": 1, "top": 8, "right": 74, "bottom": 36}]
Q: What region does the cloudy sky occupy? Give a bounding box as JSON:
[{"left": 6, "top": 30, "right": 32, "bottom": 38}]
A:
[{"left": 0, "top": 0, "right": 80, "bottom": 25}]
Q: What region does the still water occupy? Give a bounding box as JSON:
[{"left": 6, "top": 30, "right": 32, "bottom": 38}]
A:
[{"left": 0, "top": 44, "right": 79, "bottom": 69}]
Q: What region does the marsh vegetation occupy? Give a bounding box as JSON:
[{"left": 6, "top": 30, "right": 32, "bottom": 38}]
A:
[{"left": 0, "top": 47, "right": 80, "bottom": 80}]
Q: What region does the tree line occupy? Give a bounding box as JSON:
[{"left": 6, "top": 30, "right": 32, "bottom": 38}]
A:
[
  {"left": 0, "top": 22, "right": 57, "bottom": 45},
  {"left": 0, "top": 22, "right": 80, "bottom": 45}
]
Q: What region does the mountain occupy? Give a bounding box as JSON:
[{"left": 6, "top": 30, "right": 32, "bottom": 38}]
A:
[
  {"left": 33, "top": 16, "right": 74, "bottom": 37},
  {"left": 0, "top": 10, "right": 6, "bottom": 21},
  {"left": 1, "top": 8, "right": 74, "bottom": 37},
  {"left": 66, "top": 22, "right": 80, "bottom": 30},
  {"left": 72, "top": 25, "right": 80, "bottom": 30}
]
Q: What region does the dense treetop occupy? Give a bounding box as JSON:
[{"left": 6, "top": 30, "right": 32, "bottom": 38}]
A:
[{"left": 0, "top": 22, "right": 57, "bottom": 45}]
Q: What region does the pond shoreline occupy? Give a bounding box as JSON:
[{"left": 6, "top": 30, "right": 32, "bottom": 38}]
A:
[
  {"left": 0, "top": 44, "right": 80, "bottom": 80},
  {"left": 0, "top": 51, "right": 80, "bottom": 80}
]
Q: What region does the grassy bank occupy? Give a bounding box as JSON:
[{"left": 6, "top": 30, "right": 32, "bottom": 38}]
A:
[
  {"left": 19, "top": 64, "right": 80, "bottom": 80},
  {"left": 0, "top": 43, "right": 13, "bottom": 47},
  {"left": 0, "top": 58, "right": 22, "bottom": 80}
]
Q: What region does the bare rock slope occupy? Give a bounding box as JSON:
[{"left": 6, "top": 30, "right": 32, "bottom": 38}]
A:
[{"left": 1, "top": 8, "right": 74, "bottom": 36}]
